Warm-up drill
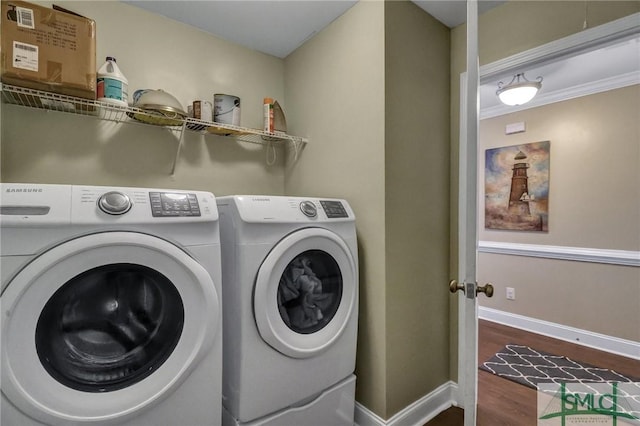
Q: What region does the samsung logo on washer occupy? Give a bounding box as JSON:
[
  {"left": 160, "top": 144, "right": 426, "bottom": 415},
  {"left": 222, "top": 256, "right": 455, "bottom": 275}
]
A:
[{"left": 5, "top": 188, "right": 43, "bottom": 193}]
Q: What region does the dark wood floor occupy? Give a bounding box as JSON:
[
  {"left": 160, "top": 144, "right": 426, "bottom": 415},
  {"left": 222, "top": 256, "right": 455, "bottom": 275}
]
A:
[{"left": 425, "top": 319, "right": 640, "bottom": 426}]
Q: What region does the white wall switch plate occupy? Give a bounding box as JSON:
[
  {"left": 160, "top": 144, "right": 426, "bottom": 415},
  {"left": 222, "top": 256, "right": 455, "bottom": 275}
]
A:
[{"left": 506, "top": 287, "right": 516, "bottom": 300}]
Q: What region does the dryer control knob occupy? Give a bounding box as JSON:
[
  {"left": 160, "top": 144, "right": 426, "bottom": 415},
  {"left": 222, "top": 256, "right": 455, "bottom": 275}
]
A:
[
  {"left": 98, "top": 191, "right": 132, "bottom": 215},
  {"left": 300, "top": 201, "right": 317, "bottom": 218}
]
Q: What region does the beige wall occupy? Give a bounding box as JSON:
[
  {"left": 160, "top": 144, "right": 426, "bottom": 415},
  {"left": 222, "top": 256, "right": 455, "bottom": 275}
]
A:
[
  {"left": 477, "top": 86, "right": 640, "bottom": 341},
  {"left": 384, "top": 1, "right": 451, "bottom": 418},
  {"left": 479, "top": 87, "right": 640, "bottom": 251},
  {"left": 2, "top": 1, "right": 286, "bottom": 195},
  {"left": 285, "top": 0, "right": 451, "bottom": 419},
  {"left": 450, "top": 2, "right": 640, "bottom": 377}
]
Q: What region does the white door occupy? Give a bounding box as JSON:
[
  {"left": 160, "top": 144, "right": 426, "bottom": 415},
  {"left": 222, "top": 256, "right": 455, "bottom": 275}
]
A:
[
  {"left": 1, "top": 232, "right": 219, "bottom": 425},
  {"left": 253, "top": 228, "right": 357, "bottom": 359},
  {"left": 451, "top": 7, "right": 637, "bottom": 424},
  {"left": 450, "top": 1, "right": 494, "bottom": 425}
]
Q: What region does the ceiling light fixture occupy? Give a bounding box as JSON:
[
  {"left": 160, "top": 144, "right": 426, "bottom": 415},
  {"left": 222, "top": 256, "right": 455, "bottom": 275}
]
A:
[{"left": 496, "top": 73, "right": 543, "bottom": 106}]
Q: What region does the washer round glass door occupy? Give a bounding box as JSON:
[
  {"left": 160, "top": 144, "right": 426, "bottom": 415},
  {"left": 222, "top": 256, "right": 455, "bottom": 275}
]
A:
[
  {"left": 1, "top": 232, "right": 219, "bottom": 425},
  {"left": 35, "top": 263, "right": 184, "bottom": 393},
  {"left": 254, "top": 228, "right": 357, "bottom": 358}
]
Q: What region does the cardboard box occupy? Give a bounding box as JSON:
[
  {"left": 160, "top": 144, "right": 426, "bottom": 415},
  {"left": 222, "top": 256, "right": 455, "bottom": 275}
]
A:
[{"left": 1, "top": 1, "right": 96, "bottom": 99}]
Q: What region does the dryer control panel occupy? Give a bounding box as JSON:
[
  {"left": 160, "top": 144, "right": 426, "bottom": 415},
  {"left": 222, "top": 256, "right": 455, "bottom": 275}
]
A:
[
  {"left": 320, "top": 200, "right": 348, "bottom": 218},
  {"left": 225, "top": 196, "right": 355, "bottom": 223}
]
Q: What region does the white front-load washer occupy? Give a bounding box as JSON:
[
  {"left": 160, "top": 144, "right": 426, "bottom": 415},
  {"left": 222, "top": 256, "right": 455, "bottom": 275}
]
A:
[
  {"left": 216, "top": 195, "right": 359, "bottom": 426},
  {"left": 1, "top": 183, "right": 223, "bottom": 426}
]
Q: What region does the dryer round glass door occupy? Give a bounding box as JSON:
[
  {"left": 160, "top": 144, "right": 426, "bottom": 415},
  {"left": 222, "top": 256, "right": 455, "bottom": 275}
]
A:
[
  {"left": 254, "top": 228, "right": 357, "bottom": 359},
  {"left": 277, "top": 250, "right": 342, "bottom": 335},
  {"left": 1, "top": 232, "right": 219, "bottom": 425}
]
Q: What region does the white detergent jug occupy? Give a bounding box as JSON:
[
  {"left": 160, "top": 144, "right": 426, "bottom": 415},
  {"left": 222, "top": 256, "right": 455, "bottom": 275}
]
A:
[{"left": 97, "top": 56, "right": 128, "bottom": 106}]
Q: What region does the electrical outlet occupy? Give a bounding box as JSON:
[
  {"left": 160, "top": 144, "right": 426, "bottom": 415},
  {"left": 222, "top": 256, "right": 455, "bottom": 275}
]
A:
[{"left": 506, "top": 287, "right": 516, "bottom": 300}]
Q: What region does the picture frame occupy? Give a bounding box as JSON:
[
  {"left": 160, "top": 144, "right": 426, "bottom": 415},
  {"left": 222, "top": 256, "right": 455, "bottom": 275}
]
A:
[{"left": 484, "top": 141, "right": 550, "bottom": 232}]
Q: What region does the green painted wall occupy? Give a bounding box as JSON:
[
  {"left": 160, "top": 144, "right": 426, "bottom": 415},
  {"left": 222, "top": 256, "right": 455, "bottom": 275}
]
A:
[{"left": 385, "top": 0, "right": 451, "bottom": 418}]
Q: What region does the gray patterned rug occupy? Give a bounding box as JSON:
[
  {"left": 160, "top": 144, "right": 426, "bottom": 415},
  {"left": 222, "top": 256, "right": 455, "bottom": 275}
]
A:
[{"left": 480, "top": 344, "right": 640, "bottom": 389}]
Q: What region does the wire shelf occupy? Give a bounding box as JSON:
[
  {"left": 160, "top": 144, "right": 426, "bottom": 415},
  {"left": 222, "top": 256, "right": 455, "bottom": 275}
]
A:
[{"left": 1, "top": 84, "right": 308, "bottom": 148}]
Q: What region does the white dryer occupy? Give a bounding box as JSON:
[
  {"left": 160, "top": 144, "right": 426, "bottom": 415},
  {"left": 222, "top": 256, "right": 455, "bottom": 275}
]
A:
[
  {"left": 1, "top": 184, "right": 222, "bottom": 426},
  {"left": 216, "top": 195, "right": 359, "bottom": 426}
]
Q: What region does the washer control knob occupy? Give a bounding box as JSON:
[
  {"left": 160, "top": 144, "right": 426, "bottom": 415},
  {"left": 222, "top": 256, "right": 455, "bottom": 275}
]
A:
[
  {"left": 98, "top": 191, "right": 132, "bottom": 215},
  {"left": 299, "top": 201, "right": 317, "bottom": 218}
]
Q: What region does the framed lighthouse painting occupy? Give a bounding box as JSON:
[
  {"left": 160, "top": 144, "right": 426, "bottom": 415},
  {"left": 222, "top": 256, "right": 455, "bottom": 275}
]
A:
[{"left": 484, "top": 141, "right": 550, "bottom": 232}]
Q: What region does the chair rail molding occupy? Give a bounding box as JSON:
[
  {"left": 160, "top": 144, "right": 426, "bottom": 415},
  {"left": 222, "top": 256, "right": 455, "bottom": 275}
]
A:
[{"left": 478, "top": 241, "right": 640, "bottom": 267}]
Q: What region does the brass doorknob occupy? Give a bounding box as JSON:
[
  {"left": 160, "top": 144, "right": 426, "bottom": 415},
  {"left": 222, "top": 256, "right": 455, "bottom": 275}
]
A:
[
  {"left": 449, "top": 279, "right": 465, "bottom": 294},
  {"left": 476, "top": 283, "right": 494, "bottom": 297}
]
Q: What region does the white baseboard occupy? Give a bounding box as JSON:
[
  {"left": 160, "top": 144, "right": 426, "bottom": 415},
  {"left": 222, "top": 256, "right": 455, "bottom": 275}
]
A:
[
  {"left": 354, "top": 381, "right": 459, "bottom": 426},
  {"left": 479, "top": 306, "right": 640, "bottom": 360},
  {"left": 354, "top": 308, "right": 639, "bottom": 426}
]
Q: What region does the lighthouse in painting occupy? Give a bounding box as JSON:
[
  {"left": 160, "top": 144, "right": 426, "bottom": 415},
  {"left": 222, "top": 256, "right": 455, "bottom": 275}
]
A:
[{"left": 508, "top": 150, "right": 531, "bottom": 215}]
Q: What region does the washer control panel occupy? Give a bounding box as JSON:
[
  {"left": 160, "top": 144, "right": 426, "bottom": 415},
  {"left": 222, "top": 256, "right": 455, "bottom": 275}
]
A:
[
  {"left": 0, "top": 184, "right": 218, "bottom": 226},
  {"left": 149, "top": 192, "right": 201, "bottom": 217},
  {"left": 74, "top": 186, "right": 215, "bottom": 223}
]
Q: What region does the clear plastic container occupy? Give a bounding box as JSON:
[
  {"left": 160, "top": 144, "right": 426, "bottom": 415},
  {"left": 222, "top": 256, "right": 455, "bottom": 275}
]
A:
[{"left": 97, "top": 56, "right": 128, "bottom": 106}]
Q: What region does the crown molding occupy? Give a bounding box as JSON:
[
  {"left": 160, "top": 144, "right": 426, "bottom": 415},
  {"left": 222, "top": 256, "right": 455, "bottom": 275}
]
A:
[
  {"left": 479, "top": 13, "right": 640, "bottom": 83},
  {"left": 481, "top": 71, "right": 639, "bottom": 119}
]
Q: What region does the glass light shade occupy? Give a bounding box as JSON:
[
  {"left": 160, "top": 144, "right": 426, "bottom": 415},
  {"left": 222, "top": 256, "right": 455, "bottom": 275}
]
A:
[
  {"left": 497, "top": 85, "right": 540, "bottom": 106},
  {"left": 496, "top": 73, "right": 543, "bottom": 106}
]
